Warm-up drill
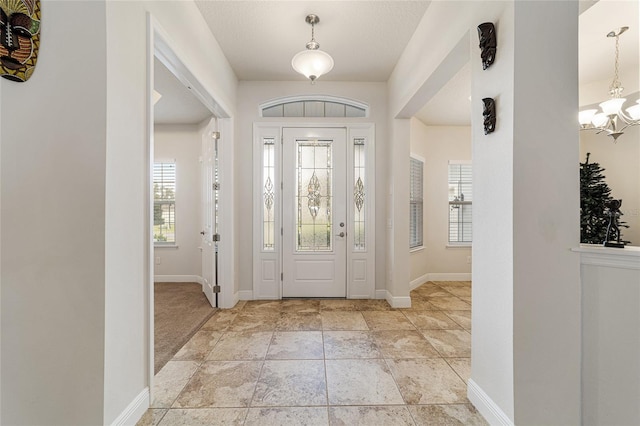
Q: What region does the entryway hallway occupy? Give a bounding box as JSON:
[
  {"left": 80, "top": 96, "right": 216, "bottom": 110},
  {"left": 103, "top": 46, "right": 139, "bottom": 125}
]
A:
[{"left": 138, "top": 281, "right": 486, "bottom": 425}]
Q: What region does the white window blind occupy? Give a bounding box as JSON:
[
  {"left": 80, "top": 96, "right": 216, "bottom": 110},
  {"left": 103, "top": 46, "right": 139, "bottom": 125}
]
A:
[
  {"left": 154, "top": 161, "right": 176, "bottom": 244},
  {"left": 410, "top": 156, "right": 424, "bottom": 249},
  {"left": 448, "top": 162, "right": 472, "bottom": 244}
]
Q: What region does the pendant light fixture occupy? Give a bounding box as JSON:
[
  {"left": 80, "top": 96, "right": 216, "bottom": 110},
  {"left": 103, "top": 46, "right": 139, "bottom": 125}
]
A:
[
  {"left": 291, "top": 14, "right": 334, "bottom": 84},
  {"left": 579, "top": 27, "right": 640, "bottom": 142}
]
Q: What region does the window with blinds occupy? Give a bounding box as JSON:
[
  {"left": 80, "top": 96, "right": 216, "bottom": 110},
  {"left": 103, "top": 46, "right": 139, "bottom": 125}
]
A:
[
  {"left": 448, "top": 162, "right": 472, "bottom": 244},
  {"left": 410, "top": 156, "right": 424, "bottom": 249},
  {"left": 154, "top": 161, "right": 176, "bottom": 244}
]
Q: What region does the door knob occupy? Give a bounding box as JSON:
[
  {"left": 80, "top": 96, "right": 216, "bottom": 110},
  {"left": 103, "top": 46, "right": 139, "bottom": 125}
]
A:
[{"left": 336, "top": 232, "right": 345, "bottom": 237}]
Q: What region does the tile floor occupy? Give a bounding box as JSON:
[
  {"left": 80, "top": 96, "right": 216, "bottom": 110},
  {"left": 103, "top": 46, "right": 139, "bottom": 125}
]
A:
[{"left": 137, "top": 281, "right": 486, "bottom": 426}]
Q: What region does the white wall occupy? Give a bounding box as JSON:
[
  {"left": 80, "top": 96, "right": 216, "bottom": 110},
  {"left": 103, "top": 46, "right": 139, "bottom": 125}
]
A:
[
  {"left": 390, "top": 1, "right": 581, "bottom": 424},
  {"left": 409, "top": 121, "right": 472, "bottom": 284},
  {"left": 235, "top": 81, "right": 388, "bottom": 294},
  {"left": 104, "top": 2, "right": 236, "bottom": 424},
  {"left": 0, "top": 57, "right": 2, "bottom": 423},
  {"left": 510, "top": 2, "right": 581, "bottom": 423},
  {"left": 0, "top": 1, "right": 237, "bottom": 424},
  {"left": 469, "top": 4, "right": 515, "bottom": 421},
  {"left": 579, "top": 106, "right": 640, "bottom": 246},
  {"left": 579, "top": 246, "right": 640, "bottom": 425},
  {"left": 471, "top": 2, "right": 582, "bottom": 423},
  {"left": 1, "top": 2, "right": 107, "bottom": 424},
  {"left": 154, "top": 124, "right": 204, "bottom": 277}
]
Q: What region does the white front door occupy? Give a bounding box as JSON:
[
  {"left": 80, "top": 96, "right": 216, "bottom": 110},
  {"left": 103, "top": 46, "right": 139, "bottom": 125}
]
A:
[
  {"left": 201, "top": 123, "right": 218, "bottom": 307},
  {"left": 282, "top": 128, "right": 347, "bottom": 298}
]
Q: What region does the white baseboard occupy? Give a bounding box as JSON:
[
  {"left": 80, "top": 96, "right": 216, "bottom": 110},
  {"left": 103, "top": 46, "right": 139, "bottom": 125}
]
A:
[
  {"left": 154, "top": 275, "right": 203, "bottom": 284},
  {"left": 110, "top": 387, "right": 149, "bottom": 426},
  {"left": 385, "top": 291, "right": 412, "bottom": 308},
  {"left": 375, "top": 289, "right": 387, "bottom": 300},
  {"left": 238, "top": 290, "right": 254, "bottom": 300},
  {"left": 428, "top": 273, "right": 472, "bottom": 282},
  {"left": 410, "top": 273, "right": 430, "bottom": 290},
  {"left": 467, "top": 379, "right": 513, "bottom": 426},
  {"left": 231, "top": 291, "right": 240, "bottom": 307},
  {"left": 413, "top": 273, "right": 473, "bottom": 288}
]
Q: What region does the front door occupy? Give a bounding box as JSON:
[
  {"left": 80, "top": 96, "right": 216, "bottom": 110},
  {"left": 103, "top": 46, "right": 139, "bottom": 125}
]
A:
[{"left": 282, "top": 128, "right": 347, "bottom": 298}]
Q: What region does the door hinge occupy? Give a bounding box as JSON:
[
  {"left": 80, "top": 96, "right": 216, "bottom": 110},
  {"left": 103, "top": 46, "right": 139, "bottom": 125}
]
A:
[
  {"left": 281, "top": 181, "right": 283, "bottom": 190},
  {"left": 281, "top": 272, "right": 283, "bottom": 281},
  {"left": 280, "top": 227, "right": 283, "bottom": 236},
  {"left": 212, "top": 182, "right": 220, "bottom": 190},
  {"left": 213, "top": 233, "right": 220, "bottom": 242},
  {"left": 213, "top": 285, "right": 221, "bottom": 293},
  {"left": 211, "top": 131, "right": 220, "bottom": 140}
]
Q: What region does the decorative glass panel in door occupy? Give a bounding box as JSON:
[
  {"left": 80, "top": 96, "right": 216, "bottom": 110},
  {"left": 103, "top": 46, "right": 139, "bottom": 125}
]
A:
[{"left": 296, "top": 140, "right": 333, "bottom": 251}]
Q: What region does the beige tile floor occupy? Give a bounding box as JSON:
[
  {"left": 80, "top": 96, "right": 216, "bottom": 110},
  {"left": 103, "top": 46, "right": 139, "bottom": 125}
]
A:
[{"left": 138, "top": 281, "right": 487, "bottom": 426}]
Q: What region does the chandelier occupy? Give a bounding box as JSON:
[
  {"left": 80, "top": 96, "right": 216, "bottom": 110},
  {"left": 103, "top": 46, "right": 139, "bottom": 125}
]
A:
[
  {"left": 578, "top": 27, "right": 640, "bottom": 142},
  {"left": 291, "top": 14, "right": 334, "bottom": 84}
]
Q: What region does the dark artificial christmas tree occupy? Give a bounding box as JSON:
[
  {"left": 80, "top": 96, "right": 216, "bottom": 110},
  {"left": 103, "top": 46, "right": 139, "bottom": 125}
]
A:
[{"left": 580, "top": 152, "right": 629, "bottom": 245}]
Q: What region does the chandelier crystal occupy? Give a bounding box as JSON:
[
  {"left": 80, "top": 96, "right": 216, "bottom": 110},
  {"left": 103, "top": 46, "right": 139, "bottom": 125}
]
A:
[
  {"left": 579, "top": 27, "right": 640, "bottom": 142},
  {"left": 291, "top": 14, "right": 334, "bottom": 84}
]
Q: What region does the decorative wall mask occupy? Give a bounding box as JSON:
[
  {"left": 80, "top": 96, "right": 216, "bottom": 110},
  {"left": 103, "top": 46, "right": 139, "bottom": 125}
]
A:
[
  {"left": 477, "top": 22, "right": 496, "bottom": 70},
  {"left": 0, "top": 0, "right": 41, "bottom": 82},
  {"left": 482, "top": 98, "right": 496, "bottom": 134}
]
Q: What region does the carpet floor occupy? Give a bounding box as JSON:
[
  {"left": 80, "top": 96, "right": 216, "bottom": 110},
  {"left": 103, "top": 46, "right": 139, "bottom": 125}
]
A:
[{"left": 154, "top": 282, "right": 216, "bottom": 374}]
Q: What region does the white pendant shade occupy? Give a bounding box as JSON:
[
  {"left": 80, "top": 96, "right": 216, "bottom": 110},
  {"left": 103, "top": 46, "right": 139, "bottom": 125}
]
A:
[
  {"left": 291, "top": 14, "right": 334, "bottom": 83},
  {"left": 579, "top": 109, "right": 597, "bottom": 125},
  {"left": 627, "top": 100, "right": 640, "bottom": 120},
  {"left": 591, "top": 113, "right": 608, "bottom": 128},
  {"left": 599, "top": 98, "right": 626, "bottom": 116},
  {"left": 292, "top": 49, "right": 334, "bottom": 82}
]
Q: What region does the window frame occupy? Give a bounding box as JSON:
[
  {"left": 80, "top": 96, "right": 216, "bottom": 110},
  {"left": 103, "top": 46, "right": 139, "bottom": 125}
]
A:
[
  {"left": 410, "top": 154, "right": 425, "bottom": 250},
  {"left": 447, "top": 160, "right": 472, "bottom": 247},
  {"left": 153, "top": 159, "right": 177, "bottom": 246}
]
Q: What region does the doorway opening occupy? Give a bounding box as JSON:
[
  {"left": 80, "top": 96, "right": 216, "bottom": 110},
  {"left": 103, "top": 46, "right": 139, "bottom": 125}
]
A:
[{"left": 146, "top": 17, "right": 234, "bottom": 391}]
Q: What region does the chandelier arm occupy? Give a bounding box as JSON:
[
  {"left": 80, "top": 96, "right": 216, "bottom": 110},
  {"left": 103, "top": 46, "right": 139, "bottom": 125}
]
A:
[
  {"left": 579, "top": 126, "right": 610, "bottom": 136},
  {"left": 595, "top": 116, "right": 615, "bottom": 133},
  {"left": 580, "top": 127, "right": 602, "bottom": 134},
  {"left": 616, "top": 109, "right": 640, "bottom": 125}
]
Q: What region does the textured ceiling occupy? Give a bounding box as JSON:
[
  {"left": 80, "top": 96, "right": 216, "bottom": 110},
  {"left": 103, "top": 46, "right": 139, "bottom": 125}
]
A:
[
  {"left": 154, "top": 58, "right": 213, "bottom": 125},
  {"left": 194, "top": 0, "right": 431, "bottom": 82},
  {"left": 156, "top": 0, "right": 638, "bottom": 126},
  {"left": 579, "top": 0, "right": 639, "bottom": 86}
]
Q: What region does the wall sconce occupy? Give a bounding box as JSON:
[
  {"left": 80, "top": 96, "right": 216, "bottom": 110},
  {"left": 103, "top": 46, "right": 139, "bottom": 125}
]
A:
[
  {"left": 477, "top": 22, "right": 496, "bottom": 70},
  {"left": 482, "top": 98, "right": 496, "bottom": 134}
]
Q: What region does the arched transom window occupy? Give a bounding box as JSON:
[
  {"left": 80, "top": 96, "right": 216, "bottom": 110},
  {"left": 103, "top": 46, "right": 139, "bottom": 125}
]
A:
[{"left": 260, "top": 95, "right": 368, "bottom": 118}]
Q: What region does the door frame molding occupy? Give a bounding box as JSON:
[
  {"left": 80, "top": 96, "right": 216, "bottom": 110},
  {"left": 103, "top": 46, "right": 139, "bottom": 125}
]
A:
[
  {"left": 252, "top": 122, "right": 376, "bottom": 300},
  {"left": 145, "top": 13, "right": 236, "bottom": 401}
]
